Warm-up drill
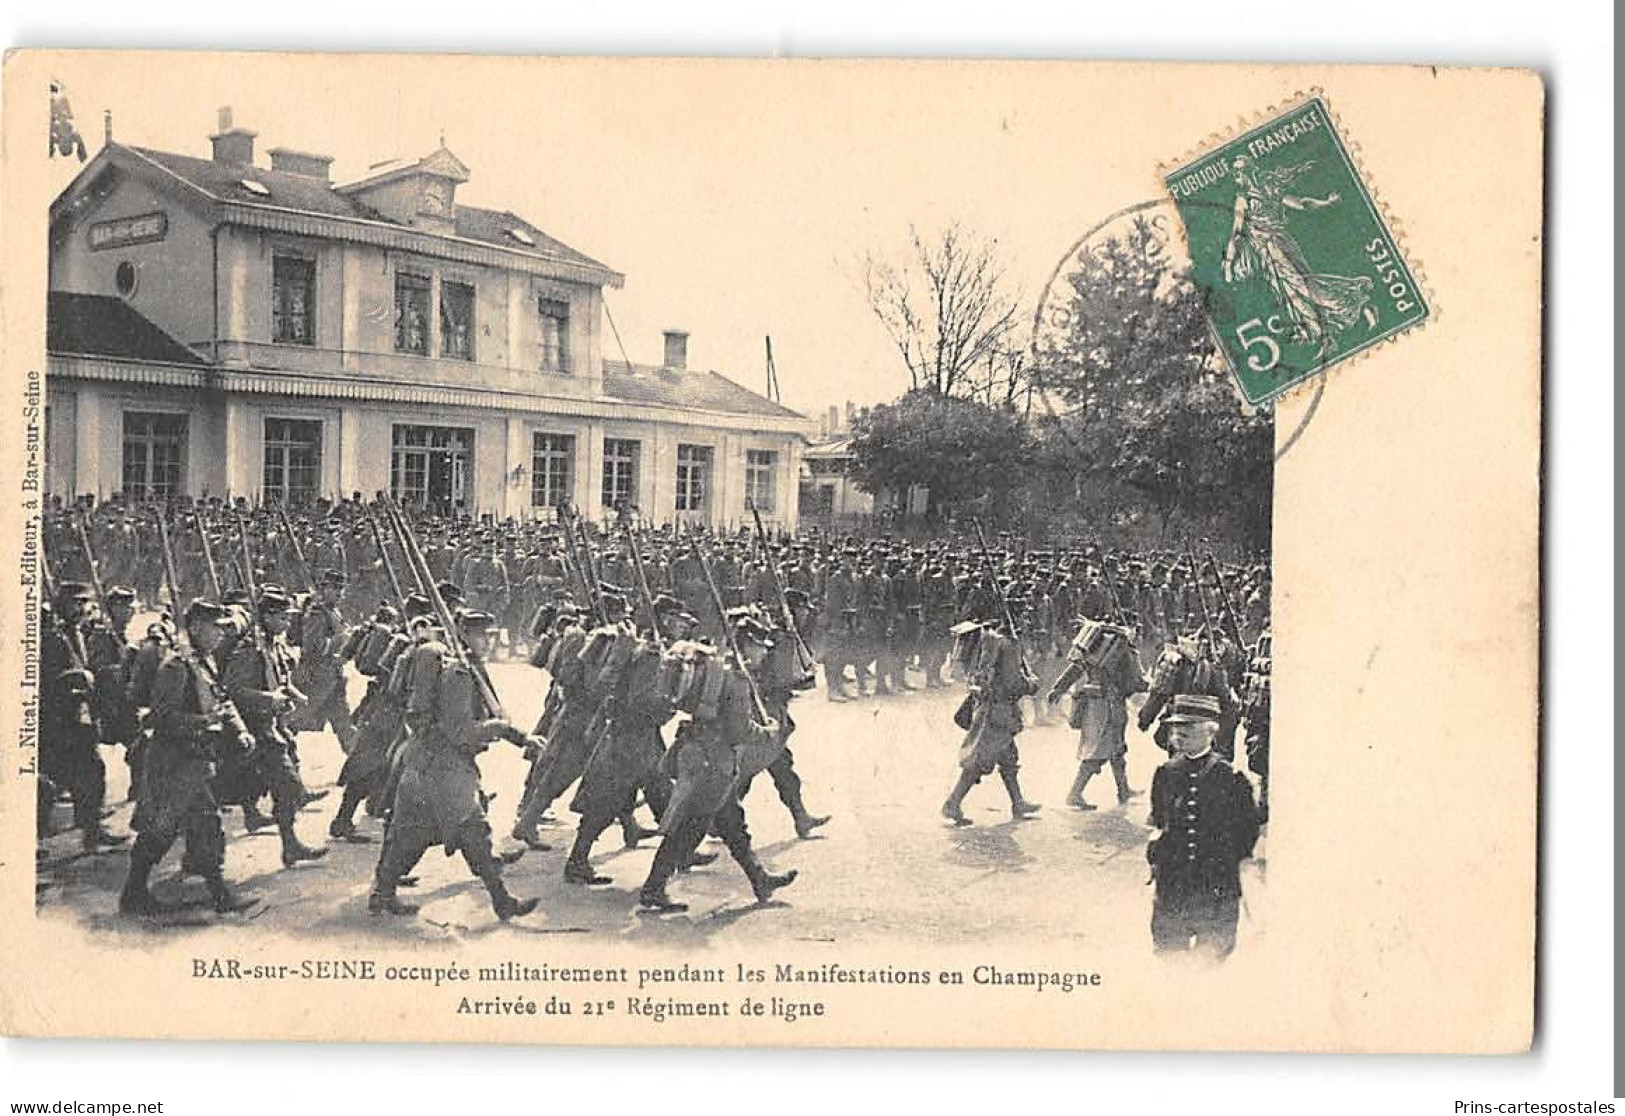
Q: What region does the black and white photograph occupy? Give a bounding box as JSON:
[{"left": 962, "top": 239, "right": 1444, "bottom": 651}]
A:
[{"left": 0, "top": 37, "right": 1571, "bottom": 1075}]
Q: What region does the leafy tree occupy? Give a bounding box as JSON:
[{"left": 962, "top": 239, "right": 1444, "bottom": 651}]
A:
[
  {"left": 1031, "top": 212, "right": 1273, "bottom": 547},
  {"left": 847, "top": 390, "right": 1033, "bottom": 522}
]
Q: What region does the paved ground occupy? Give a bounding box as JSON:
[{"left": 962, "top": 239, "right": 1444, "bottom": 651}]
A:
[{"left": 36, "top": 655, "right": 1268, "bottom": 950}]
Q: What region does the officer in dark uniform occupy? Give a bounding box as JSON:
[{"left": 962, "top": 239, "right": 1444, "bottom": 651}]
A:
[{"left": 1146, "top": 694, "right": 1260, "bottom": 958}]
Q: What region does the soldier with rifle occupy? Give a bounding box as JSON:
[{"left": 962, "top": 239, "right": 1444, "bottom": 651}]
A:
[
  {"left": 222, "top": 581, "right": 330, "bottom": 870},
  {"left": 120, "top": 599, "right": 259, "bottom": 916},
  {"left": 40, "top": 579, "right": 128, "bottom": 851},
  {"left": 940, "top": 523, "right": 1042, "bottom": 826},
  {"left": 368, "top": 609, "right": 541, "bottom": 921}
]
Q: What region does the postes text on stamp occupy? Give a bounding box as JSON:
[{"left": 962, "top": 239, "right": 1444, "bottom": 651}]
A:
[{"left": 1164, "top": 96, "right": 1429, "bottom": 405}]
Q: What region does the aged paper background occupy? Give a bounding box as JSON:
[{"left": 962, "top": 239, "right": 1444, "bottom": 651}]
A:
[{"left": 0, "top": 52, "right": 1541, "bottom": 1052}]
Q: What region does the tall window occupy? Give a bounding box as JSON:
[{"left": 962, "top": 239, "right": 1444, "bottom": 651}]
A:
[
  {"left": 394, "top": 272, "right": 431, "bottom": 354},
  {"left": 390, "top": 425, "right": 474, "bottom": 511},
  {"left": 531, "top": 433, "right": 574, "bottom": 509},
  {"left": 538, "top": 297, "right": 570, "bottom": 373},
  {"left": 601, "top": 438, "right": 639, "bottom": 511},
  {"left": 675, "top": 444, "right": 712, "bottom": 513},
  {"left": 121, "top": 412, "right": 187, "bottom": 497},
  {"left": 440, "top": 280, "right": 475, "bottom": 360},
  {"left": 271, "top": 255, "right": 315, "bottom": 344},
  {"left": 263, "top": 418, "right": 322, "bottom": 505},
  {"left": 745, "top": 449, "right": 777, "bottom": 514}
]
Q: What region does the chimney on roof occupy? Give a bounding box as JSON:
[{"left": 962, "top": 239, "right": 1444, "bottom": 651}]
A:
[
  {"left": 268, "top": 148, "right": 334, "bottom": 182},
  {"left": 827, "top": 405, "right": 839, "bottom": 435},
  {"left": 662, "top": 330, "right": 689, "bottom": 371},
  {"left": 845, "top": 401, "right": 855, "bottom": 425},
  {"left": 210, "top": 106, "right": 256, "bottom": 168}
]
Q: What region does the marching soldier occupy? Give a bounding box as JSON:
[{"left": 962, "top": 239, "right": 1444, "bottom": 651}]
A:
[
  {"left": 41, "top": 581, "right": 126, "bottom": 851},
  {"left": 1145, "top": 695, "right": 1260, "bottom": 958},
  {"left": 368, "top": 610, "right": 540, "bottom": 921},
  {"left": 120, "top": 600, "right": 257, "bottom": 915},
  {"left": 291, "top": 569, "right": 356, "bottom": 751},
  {"left": 940, "top": 608, "right": 1042, "bottom": 826},
  {"left": 820, "top": 551, "right": 856, "bottom": 700},
  {"left": 1047, "top": 618, "right": 1148, "bottom": 810},
  {"left": 638, "top": 616, "right": 795, "bottom": 913},
  {"left": 85, "top": 585, "right": 143, "bottom": 795},
  {"left": 222, "top": 589, "right": 330, "bottom": 868},
  {"left": 749, "top": 589, "right": 830, "bottom": 840}
]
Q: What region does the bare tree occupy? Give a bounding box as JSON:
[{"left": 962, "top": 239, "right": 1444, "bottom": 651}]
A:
[{"left": 861, "top": 223, "right": 1023, "bottom": 399}]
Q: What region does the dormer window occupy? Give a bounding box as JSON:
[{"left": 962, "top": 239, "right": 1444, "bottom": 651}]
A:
[
  {"left": 240, "top": 178, "right": 271, "bottom": 197},
  {"left": 508, "top": 228, "right": 536, "bottom": 247}
]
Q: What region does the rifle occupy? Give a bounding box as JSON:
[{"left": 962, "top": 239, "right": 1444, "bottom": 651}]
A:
[
  {"left": 232, "top": 509, "right": 273, "bottom": 661},
  {"left": 367, "top": 512, "right": 407, "bottom": 610},
  {"left": 1203, "top": 550, "right": 1249, "bottom": 654},
  {"left": 692, "top": 540, "right": 769, "bottom": 724},
  {"left": 195, "top": 512, "right": 224, "bottom": 599},
  {"left": 72, "top": 508, "right": 106, "bottom": 607},
  {"left": 749, "top": 503, "right": 815, "bottom": 676},
  {"left": 382, "top": 496, "right": 505, "bottom": 720},
  {"left": 1100, "top": 556, "right": 1130, "bottom": 628},
  {"left": 275, "top": 504, "right": 313, "bottom": 593},
  {"left": 1185, "top": 542, "right": 1216, "bottom": 658},
  {"left": 972, "top": 519, "right": 1036, "bottom": 689},
  {"left": 155, "top": 511, "right": 188, "bottom": 645},
  {"left": 619, "top": 518, "right": 666, "bottom": 653},
  {"left": 562, "top": 506, "right": 606, "bottom": 625}
]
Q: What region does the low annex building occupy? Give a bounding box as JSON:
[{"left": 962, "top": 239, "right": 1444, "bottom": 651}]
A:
[{"left": 44, "top": 109, "right": 815, "bottom": 526}]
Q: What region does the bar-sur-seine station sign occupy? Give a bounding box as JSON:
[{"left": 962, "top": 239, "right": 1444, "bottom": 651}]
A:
[{"left": 88, "top": 211, "right": 168, "bottom": 251}]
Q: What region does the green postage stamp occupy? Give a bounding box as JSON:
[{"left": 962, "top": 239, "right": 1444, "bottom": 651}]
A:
[{"left": 1165, "top": 95, "right": 1430, "bottom": 405}]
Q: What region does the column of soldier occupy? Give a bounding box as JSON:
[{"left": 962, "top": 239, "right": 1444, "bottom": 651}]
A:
[{"left": 38, "top": 493, "right": 1270, "bottom": 945}]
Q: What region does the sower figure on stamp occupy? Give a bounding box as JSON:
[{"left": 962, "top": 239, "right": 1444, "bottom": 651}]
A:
[
  {"left": 120, "top": 600, "right": 257, "bottom": 916},
  {"left": 940, "top": 607, "right": 1042, "bottom": 827},
  {"left": 222, "top": 588, "right": 330, "bottom": 869},
  {"left": 638, "top": 617, "right": 795, "bottom": 914},
  {"left": 369, "top": 609, "right": 540, "bottom": 921},
  {"left": 1145, "top": 695, "right": 1260, "bottom": 959},
  {"left": 1047, "top": 618, "right": 1148, "bottom": 811}
]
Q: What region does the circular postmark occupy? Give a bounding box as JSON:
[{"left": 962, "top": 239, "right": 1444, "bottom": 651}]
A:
[{"left": 1029, "top": 198, "right": 1327, "bottom": 464}]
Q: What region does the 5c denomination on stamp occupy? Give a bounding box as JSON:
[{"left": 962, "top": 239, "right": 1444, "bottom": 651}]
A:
[{"left": 1164, "top": 95, "right": 1429, "bottom": 405}]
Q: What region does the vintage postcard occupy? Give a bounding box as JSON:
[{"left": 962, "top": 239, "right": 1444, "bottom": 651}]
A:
[{"left": 0, "top": 53, "right": 1541, "bottom": 1051}]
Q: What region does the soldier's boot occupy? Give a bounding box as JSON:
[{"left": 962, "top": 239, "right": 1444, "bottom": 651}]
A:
[
  {"left": 205, "top": 874, "right": 258, "bottom": 915},
  {"left": 620, "top": 810, "right": 660, "bottom": 849},
  {"left": 241, "top": 801, "right": 276, "bottom": 834},
  {"left": 1065, "top": 764, "right": 1098, "bottom": 811},
  {"left": 781, "top": 783, "right": 830, "bottom": 839},
  {"left": 118, "top": 837, "right": 170, "bottom": 916},
  {"left": 941, "top": 768, "right": 978, "bottom": 827},
  {"left": 278, "top": 821, "right": 329, "bottom": 868},
  {"left": 82, "top": 824, "right": 129, "bottom": 853},
  {"left": 466, "top": 844, "right": 537, "bottom": 921},
  {"left": 639, "top": 825, "right": 699, "bottom": 913},
  {"left": 75, "top": 786, "right": 127, "bottom": 852},
  {"left": 562, "top": 825, "right": 613, "bottom": 886},
  {"left": 741, "top": 853, "right": 798, "bottom": 905},
  {"left": 328, "top": 786, "right": 372, "bottom": 843},
  {"left": 1111, "top": 756, "right": 1140, "bottom": 805},
  {"left": 368, "top": 838, "right": 423, "bottom": 916},
  {"left": 1000, "top": 767, "right": 1042, "bottom": 820}
]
